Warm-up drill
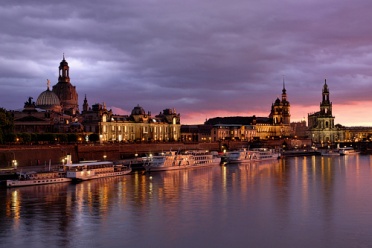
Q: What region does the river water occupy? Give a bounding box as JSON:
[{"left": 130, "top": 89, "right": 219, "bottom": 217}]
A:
[{"left": 1, "top": 155, "right": 372, "bottom": 248}]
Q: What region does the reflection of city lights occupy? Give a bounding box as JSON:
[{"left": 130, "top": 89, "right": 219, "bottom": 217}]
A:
[{"left": 11, "top": 190, "right": 21, "bottom": 222}]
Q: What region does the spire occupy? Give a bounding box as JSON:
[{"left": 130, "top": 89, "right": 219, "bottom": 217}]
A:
[
  {"left": 323, "top": 79, "right": 329, "bottom": 93},
  {"left": 83, "top": 94, "right": 89, "bottom": 112},
  {"left": 63, "top": 53, "right": 65, "bottom": 61},
  {"left": 47, "top": 79, "right": 51, "bottom": 90},
  {"left": 282, "top": 76, "right": 286, "bottom": 94}
]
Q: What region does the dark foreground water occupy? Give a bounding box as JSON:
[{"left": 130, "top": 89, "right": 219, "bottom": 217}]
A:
[{"left": 1, "top": 155, "right": 372, "bottom": 248}]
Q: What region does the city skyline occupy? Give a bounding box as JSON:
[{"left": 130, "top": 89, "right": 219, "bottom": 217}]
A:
[{"left": 1, "top": 1, "right": 372, "bottom": 126}]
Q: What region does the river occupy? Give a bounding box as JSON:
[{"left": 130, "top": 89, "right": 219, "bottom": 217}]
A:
[{"left": 1, "top": 155, "right": 372, "bottom": 248}]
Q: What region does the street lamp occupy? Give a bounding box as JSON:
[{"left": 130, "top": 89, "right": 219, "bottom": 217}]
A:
[
  {"left": 9, "top": 151, "right": 17, "bottom": 169},
  {"left": 12, "top": 159, "right": 17, "bottom": 169}
]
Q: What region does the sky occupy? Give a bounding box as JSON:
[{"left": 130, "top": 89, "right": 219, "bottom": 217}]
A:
[{"left": 1, "top": 0, "right": 372, "bottom": 126}]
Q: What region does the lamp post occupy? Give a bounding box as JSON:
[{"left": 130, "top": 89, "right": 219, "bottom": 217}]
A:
[{"left": 10, "top": 151, "right": 17, "bottom": 170}]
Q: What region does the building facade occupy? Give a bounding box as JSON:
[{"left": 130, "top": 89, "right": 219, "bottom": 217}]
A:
[
  {"left": 11, "top": 56, "right": 181, "bottom": 143},
  {"left": 52, "top": 55, "right": 79, "bottom": 115},
  {"left": 82, "top": 100, "right": 181, "bottom": 143},
  {"left": 188, "top": 83, "right": 292, "bottom": 141},
  {"left": 308, "top": 80, "right": 344, "bottom": 144}
]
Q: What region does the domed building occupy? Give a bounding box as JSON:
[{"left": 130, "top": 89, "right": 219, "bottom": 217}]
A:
[
  {"left": 12, "top": 56, "right": 181, "bottom": 143},
  {"left": 52, "top": 55, "right": 79, "bottom": 115},
  {"left": 36, "top": 81, "right": 62, "bottom": 112},
  {"left": 130, "top": 104, "right": 150, "bottom": 122},
  {"left": 12, "top": 76, "right": 75, "bottom": 134}
]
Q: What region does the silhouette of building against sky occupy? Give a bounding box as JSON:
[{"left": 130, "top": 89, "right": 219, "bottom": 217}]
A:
[
  {"left": 182, "top": 83, "right": 292, "bottom": 142},
  {"left": 308, "top": 80, "right": 372, "bottom": 146},
  {"left": 308, "top": 80, "right": 344, "bottom": 144},
  {"left": 11, "top": 56, "right": 181, "bottom": 142}
]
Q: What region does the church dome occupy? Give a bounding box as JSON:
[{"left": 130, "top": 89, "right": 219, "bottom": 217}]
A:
[
  {"left": 131, "top": 105, "right": 146, "bottom": 115},
  {"left": 36, "top": 87, "right": 61, "bottom": 111}
]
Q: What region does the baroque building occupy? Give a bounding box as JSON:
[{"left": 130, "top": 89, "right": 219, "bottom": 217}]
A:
[
  {"left": 52, "top": 55, "right": 79, "bottom": 115},
  {"left": 11, "top": 56, "right": 181, "bottom": 142},
  {"left": 82, "top": 100, "right": 181, "bottom": 142},
  {"left": 269, "top": 82, "right": 290, "bottom": 125},
  {"left": 185, "top": 83, "right": 292, "bottom": 142},
  {"left": 308, "top": 80, "right": 344, "bottom": 144},
  {"left": 12, "top": 77, "right": 76, "bottom": 134}
]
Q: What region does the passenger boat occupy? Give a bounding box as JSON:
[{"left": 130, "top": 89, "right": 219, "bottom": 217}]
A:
[
  {"left": 339, "top": 147, "right": 359, "bottom": 155},
  {"left": 143, "top": 150, "right": 221, "bottom": 172},
  {"left": 184, "top": 150, "right": 221, "bottom": 166},
  {"left": 227, "top": 148, "right": 281, "bottom": 164},
  {"left": 6, "top": 171, "right": 71, "bottom": 188},
  {"left": 65, "top": 161, "right": 131, "bottom": 181}
]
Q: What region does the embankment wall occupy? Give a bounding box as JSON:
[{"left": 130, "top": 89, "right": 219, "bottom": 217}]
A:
[{"left": 0, "top": 141, "right": 250, "bottom": 168}]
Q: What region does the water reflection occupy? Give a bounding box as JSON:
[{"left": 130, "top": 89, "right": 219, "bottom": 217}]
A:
[{"left": 1, "top": 156, "right": 372, "bottom": 247}]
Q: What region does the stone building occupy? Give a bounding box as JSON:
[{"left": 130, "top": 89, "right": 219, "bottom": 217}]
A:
[
  {"left": 203, "top": 84, "right": 292, "bottom": 140},
  {"left": 12, "top": 83, "right": 74, "bottom": 133},
  {"left": 308, "top": 80, "right": 344, "bottom": 144},
  {"left": 181, "top": 125, "right": 214, "bottom": 142},
  {"left": 11, "top": 56, "right": 180, "bottom": 142},
  {"left": 82, "top": 98, "right": 181, "bottom": 143},
  {"left": 52, "top": 55, "right": 79, "bottom": 115},
  {"left": 269, "top": 82, "right": 291, "bottom": 125},
  {"left": 181, "top": 84, "right": 291, "bottom": 142}
]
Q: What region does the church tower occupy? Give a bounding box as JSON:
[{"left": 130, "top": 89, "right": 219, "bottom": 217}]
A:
[
  {"left": 52, "top": 55, "right": 79, "bottom": 115},
  {"left": 269, "top": 80, "right": 291, "bottom": 125},
  {"left": 308, "top": 79, "right": 342, "bottom": 144},
  {"left": 320, "top": 79, "right": 332, "bottom": 116},
  {"left": 281, "top": 81, "right": 291, "bottom": 124},
  {"left": 83, "top": 95, "right": 89, "bottom": 112}
]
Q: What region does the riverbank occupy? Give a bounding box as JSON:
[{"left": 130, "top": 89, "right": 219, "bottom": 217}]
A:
[{"left": 0, "top": 142, "right": 230, "bottom": 169}]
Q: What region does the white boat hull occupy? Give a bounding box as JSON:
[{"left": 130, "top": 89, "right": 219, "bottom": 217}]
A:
[
  {"left": 6, "top": 177, "right": 71, "bottom": 188},
  {"left": 144, "top": 151, "right": 221, "bottom": 172},
  {"left": 227, "top": 148, "right": 280, "bottom": 164},
  {"left": 67, "top": 170, "right": 131, "bottom": 181},
  {"left": 146, "top": 160, "right": 221, "bottom": 172},
  {"left": 339, "top": 148, "right": 359, "bottom": 156}
]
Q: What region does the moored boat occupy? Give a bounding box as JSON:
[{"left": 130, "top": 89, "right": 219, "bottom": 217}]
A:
[
  {"left": 339, "top": 147, "right": 359, "bottom": 155},
  {"left": 144, "top": 150, "right": 221, "bottom": 172},
  {"left": 6, "top": 171, "right": 71, "bottom": 188},
  {"left": 184, "top": 150, "right": 221, "bottom": 166},
  {"left": 227, "top": 148, "right": 281, "bottom": 164},
  {"left": 65, "top": 161, "right": 131, "bottom": 181}
]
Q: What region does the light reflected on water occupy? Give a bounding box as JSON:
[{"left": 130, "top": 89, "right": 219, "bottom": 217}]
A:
[{"left": 2, "top": 156, "right": 372, "bottom": 247}]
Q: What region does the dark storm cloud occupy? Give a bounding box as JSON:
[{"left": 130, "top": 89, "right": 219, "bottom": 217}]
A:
[{"left": 1, "top": 0, "right": 372, "bottom": 124}]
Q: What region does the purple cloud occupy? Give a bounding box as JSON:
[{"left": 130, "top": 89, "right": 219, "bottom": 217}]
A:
[{"left": 1, "top": 0, "right": 372, "bottom": 125}]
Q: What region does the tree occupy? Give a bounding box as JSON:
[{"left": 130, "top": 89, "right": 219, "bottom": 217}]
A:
[{"left": 0, "top": 108, "right": 14, "bottom": 144}]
